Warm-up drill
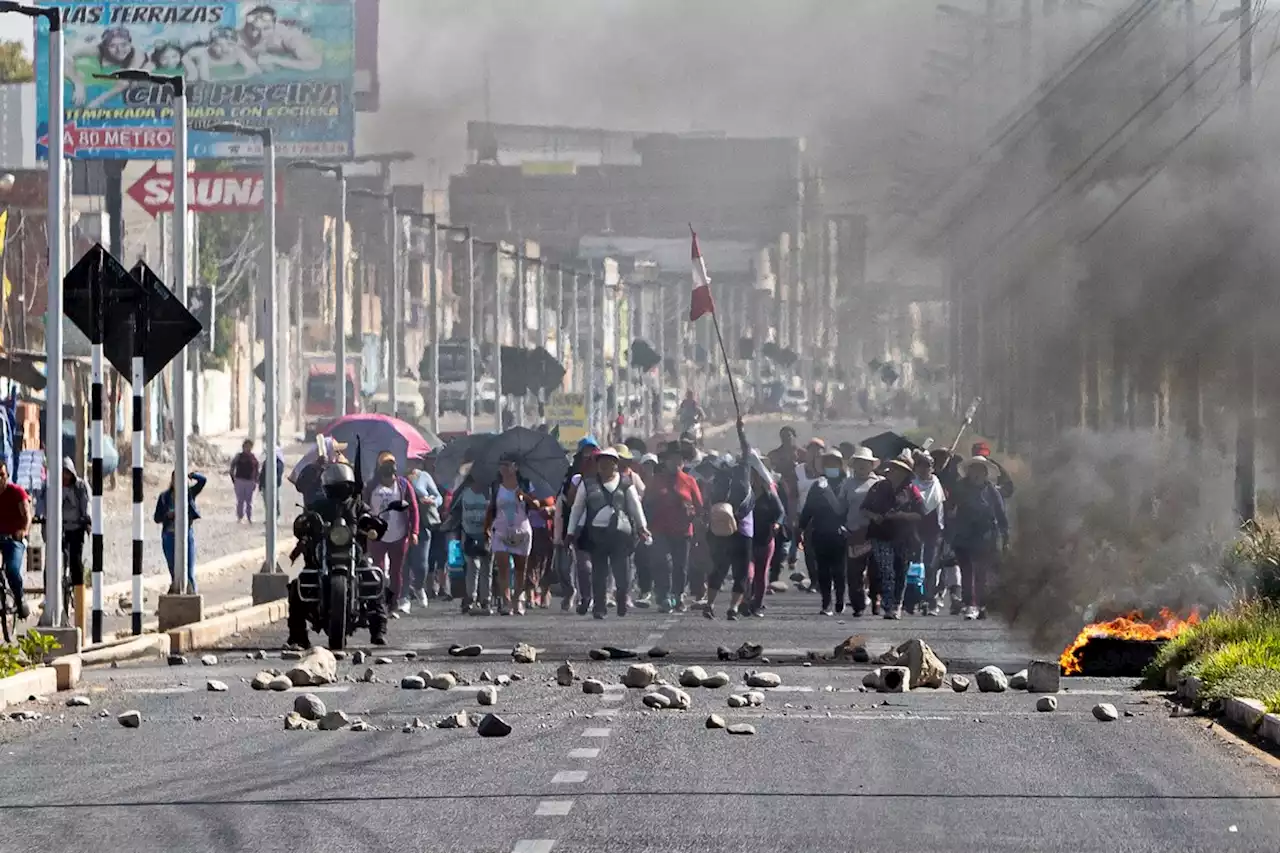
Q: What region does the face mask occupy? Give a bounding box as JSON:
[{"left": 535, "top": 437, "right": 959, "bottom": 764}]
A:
[
  {"left": 824, "top": 467, "right": 842, "bottom": 479},
  {"left": 379, "top": 464, "right": 395, "bottom": 477}
]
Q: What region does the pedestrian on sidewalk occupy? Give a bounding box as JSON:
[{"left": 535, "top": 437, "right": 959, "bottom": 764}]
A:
[
  {"left": 838, "top": 446, "right": 882, "bottom": 617},
  {"left": 229, "top": 439, "right": 261, "bottom": 524},
  {"left": 861, "top": 458, "right": 925, "bottom": 620},
  {"left": 798, "top": 448, "right": 849, "bottom": 615},
  {"left": 258, "top": 446, "right": 284, "bottom": 519},
  {"left": 154, "top": 469, "right": 207, "bottom": 593},
  {"left": 364, "top": 451, "right": 419, "bottom": 616},
  {"left": 61, "top": 457, "right": 90, "bottom": 595},
  {"left": 0, "top": 460, "right": 32, "bottom": 619}
]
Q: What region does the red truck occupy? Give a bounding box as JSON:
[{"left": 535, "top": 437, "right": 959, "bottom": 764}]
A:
[{"left": 304, "top": 361, "right": 360, "bottom": 439}]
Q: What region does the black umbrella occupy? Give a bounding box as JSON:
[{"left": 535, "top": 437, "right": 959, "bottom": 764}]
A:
[
  {"left": 861, "top": 431, "right": 920, "bottom": 462},
  {"left": 629, "top": 339, "right": 661, "bottom": 372},
  {"left": 475, "top": 426, "right": 570, "bottom": 494},
  {"left": 434, "top": 432, "right": 498, "bottom": 491}
]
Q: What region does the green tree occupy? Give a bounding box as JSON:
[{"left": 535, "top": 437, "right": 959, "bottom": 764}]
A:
[{"left": 0, "top": 40, "right": 34, "bottom": 84}]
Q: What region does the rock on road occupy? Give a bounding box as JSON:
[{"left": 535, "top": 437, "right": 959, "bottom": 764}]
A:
[{"left": 0, "top": 593, "right": 1277, "bottom": 853}]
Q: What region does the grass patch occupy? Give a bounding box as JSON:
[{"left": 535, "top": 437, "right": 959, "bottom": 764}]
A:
[{"left": 1143, "top": 601, "right": 1280, "bottom": 710}]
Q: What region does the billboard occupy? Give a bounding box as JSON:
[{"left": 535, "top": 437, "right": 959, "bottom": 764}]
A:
[{"left": 35, "top": 1, "right": 356, "bottom": 161}]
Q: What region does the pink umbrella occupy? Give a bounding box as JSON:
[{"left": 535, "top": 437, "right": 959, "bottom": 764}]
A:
[{"left": 287, "top": 415, "right": 435, "bottom": 482}]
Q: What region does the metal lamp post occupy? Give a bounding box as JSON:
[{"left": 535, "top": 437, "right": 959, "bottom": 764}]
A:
[
  {"left": 291, "top": 162, "right": 349, "bottom": 420},
  {"left": 349, "top": 187, "right": 398, "bottom": 414},
  {"left": 398, "top": 211, "right": 439, "bottom": 434}
]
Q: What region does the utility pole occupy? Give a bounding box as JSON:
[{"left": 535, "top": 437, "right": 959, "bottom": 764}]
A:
[
  {"left": 587, "top": 270, "right": 597, "bottom": 437},
  {"left": 514, "top": 243, "right": 525, "bottom": 427},
  {"left": 1236, "top": 0, "right": 1256, "bottom": 522}
]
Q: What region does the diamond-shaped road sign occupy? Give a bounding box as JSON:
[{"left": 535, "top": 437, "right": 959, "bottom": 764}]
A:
[{"left": 62, "top": 244, "right": 203, "bottom": 384}]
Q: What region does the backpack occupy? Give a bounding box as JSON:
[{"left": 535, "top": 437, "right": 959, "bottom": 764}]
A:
[{"left": 578, "top": 475, "right": 635, "bottom": 548}]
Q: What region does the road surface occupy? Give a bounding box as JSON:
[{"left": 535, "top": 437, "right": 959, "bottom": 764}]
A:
[{"left": 1, "top": 591, "right": 1277, "bottom": 852}]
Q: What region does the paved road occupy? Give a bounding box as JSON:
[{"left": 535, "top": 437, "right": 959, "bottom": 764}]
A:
[{"left": 2, "top": 591, "right": 1278, "bottom": 852}]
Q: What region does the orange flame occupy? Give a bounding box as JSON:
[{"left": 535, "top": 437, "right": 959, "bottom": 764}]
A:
[{"left": 1059, "top": 608, "right": 1200, "bottom": 675}]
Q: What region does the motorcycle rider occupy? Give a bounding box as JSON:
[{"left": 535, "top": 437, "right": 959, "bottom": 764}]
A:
[
  {"left": 285, "top": 461, "right": 390, "bottom": 649},
  {"left": 677, "top": 390, "right": 705, "bottom": 435}
]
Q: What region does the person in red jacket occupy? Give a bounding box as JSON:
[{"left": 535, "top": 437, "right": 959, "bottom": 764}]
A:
[{"left": 644, "top": 441, "right": 704, "bottom": 613}]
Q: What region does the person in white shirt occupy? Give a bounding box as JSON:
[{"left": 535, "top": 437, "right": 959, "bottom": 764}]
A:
[
  {"left": 838, "top": 446, "right": 882, "bottom": 616},
  {"left": 567, "top": 448, "right": 650, "bottom": 619}
]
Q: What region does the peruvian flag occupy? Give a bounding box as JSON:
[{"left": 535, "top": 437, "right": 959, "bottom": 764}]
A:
[{"left": 689, "top": 227, "right": 715, "bottom": 321}]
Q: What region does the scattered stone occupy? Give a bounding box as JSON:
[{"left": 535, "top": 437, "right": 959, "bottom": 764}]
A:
[
  {"left": 1027, "top": 660, "right": 1061, "bottom": 693},
  {"left": 1008, "top": 669, "right": 1029, "bottom": 690},
  {"left": 706, "top": 713, "right": 727, "bottom": 729},
  {"left": 429, "top": 673, "right": 457, "bottom": 691},
  {"left": 789, "top": 571, "right": 806, "bottom": 583},
  {"left": 642, "top": 692, "right": 672, "bottom": 709},
  {"left": 798, "top": 578, "right": 813, "bottom": 592},
  {"left": 496, "top": 674, "right": 513, "bottom": 686},
  {"left": 349, "top": 720, "right": 376, "bottom": 732},
  {"left": 511, "top": 643, "right": 538, "bottom": 664},
  {"left": 280, "top": 649, "right": 303, "bottom": 661},
  {"left": 286, "top": 647, "right": 338, "bottom": 687},
  {"left": 863, "top": 669, "right": 883, "bottom": 690},
  {"left": 950, "top": 675, "right": 971, "bottom": 693},
  {"left": 833, "top": 635, "right": 870, "bottom": 662},
  {"left": 1092, "top": 703, "right": 1119, "bottom": 722},
  {"left": 254, "top": 650, "right": 269, "bottom": 660},
  {"left": 878, "top": 638, "right": 948, "bottom": 689},
  {"left": 333, "top": 651, "right": 348, "bottom": 660},
  {"left": 746, "top": 672, "right": 781, "bottom": 689},
  {"left": 352, "top": 650, "right": 367, "bottom": 664},
  {"left": 737, "top": 642, "right": 764, "bottom": 660},
  {"left": 602, "top": 646, "right": 638, "bottom": 660},
  {"left": 588, "top": 649, "right": 611, "bottom": 661},
  {"left": 117, "top": 710, "right": 142, "bottom": 728},
  {"left": 727, "top": 694, "right": 748, "bottom": 708},
  {"left": 404, "top": 651, "right": 418, "bottom": 660},
  {"left": 648, "top": 646, "right": 670, "bottom": 659},
  {"left": 623, "top": 663, "right": 659, "bottom": 689},
  {"left": 436, "top": 711, "right": 470, "bottom": 729},
  {"left": 582, "top": 679, "right": 606, "bottom": 695},
  {"left": 358, "top": 667, "right": 378, "bottom": 684},
  {"left": 1036, "top": 696, "right": 1058, "bottom": 713},
  {"left": 200, "top": 654, "right": 218, "bottom": 666},
  {"left": 679, "top": 666, "right": 709, "bottom": 688},
  {"left": 267, "top": 674, "right": 293, "bottom": 692},
  {"left": 284, "top": 712, "right": 316, "bottom": 731},
  {"left": 66, "top": 695, "right": 92, "bottom": 707},
  {"left": 716, "top": 646, "right": 734, "bottom": 661},
  {"left": 9, "top": 710, "right": 40, "bottom": 721},
  {"left": 556, "top": 662, "right": 576, "bottom": 686},
  {"left": 745, "top": 691, "right": 765, "bottom": 707},
  {"left": 727, "top": 723, "right": 757, "bottom": 735},
  {"left": 206, "top": 680, "right": 229, "bottom": 693},
  {"left": 654, "top": 685, "right": 692, "bottom": 710},
  {"left": 477, "top": 713, "right": 512, "bottom": 737},
  {"left": 479, "top": 670, "right": 493, "bottom": 682},
  {"left": 294, "top": 693, "right": 327, "bottom": 721},
  {"left": 400, "top": 676, "right": 427, "bottom": 690},
  {"left": 975, "top": 666, "right": 1009, "bottom": 693},
  {"left": 879, "top": 666, "right": 911, "bottom": 694},
  {"left": 319, "top": 710, "right": 351, "bottom": 731},
  {"left": 477, "top": 686, "right": 499, "bottom": 706},
  {"left": 769, "top": 581, "right": 789, "bottom": 593},
  {"left": 250, "top": 672, "right": 274, "bottom": 690},
  {"left": 700, "top": 671, "right": 732, "bottom": 689},
  {"left": 410, "top": 717, "right": 429, "bottom": 729},
  {"left": 374, "top": 656, "right": 393, "bottom": 665},
  {"left": 166, "top": 654, "right": 188, "bottom": 667},
  {"left": 449, "top": 643, "right": 483, "bottom": 657},
  {"left": 192, "top": 714, "right": 204, "bottom": 722}
]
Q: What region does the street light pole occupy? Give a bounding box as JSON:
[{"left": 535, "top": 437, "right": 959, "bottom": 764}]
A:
[
  {"left": 350, "top": 187, "right": 398, "bottom": 415},
  {"left": 292, "top": 162, "right": 349, "bottom": 420}
]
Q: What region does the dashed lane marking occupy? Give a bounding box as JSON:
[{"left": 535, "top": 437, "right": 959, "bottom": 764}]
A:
[
  {"left": 512, "top": 841, "right": 557, "bottom": 853},
  {"left": 551, "top": 770, "right": 588, "bottom": 784},
  {"left": 568, "top": 748, "right": 600, "bottom": 759},
  {"left": 535, "top": 800, "right": 574, "bottom": 816},
  {"left": 126, "top": 687, "right": 195, "bottom": 695},
  {"left": 601, "top": 693, "right": 624, "bottom": 703},
  {"left": 581, "top": 727, "right": 612, "bottom": 738},
  {"left": 594, "top": 708, "right": 619, "bottom": 717}
]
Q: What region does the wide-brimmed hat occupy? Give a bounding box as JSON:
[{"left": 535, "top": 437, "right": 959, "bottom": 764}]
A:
[
  {"left": 820, "top": 448, "right": 844, "bottom": 461},
  {"left": 612, "top": 444, "right": 634, "bottom": 461},
  {"left": 596, "top": 447, "right": 620, "bottom": 460},
  {"left": 886, "top": 458, "right": 914, "bottom": 474},
  {"left": 640, "top": 453, "right": 659, "bottom": 466},
  {"left": 849, "top": 446, "right": 878, "bottom": 463},
  {"left": 376, "top": 451, "right": 396, "bottom": 466}
]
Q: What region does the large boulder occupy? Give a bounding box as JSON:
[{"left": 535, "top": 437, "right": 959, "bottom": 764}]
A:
[
  {"left": 286, "top": 647, "right": 338, "bottom": 687},
  {"left": 976, "top": 666, "right": 1009, "bottom": 693},
  {"left": 700, "top": 671, "right": 732, "bottom": 689},
  {"left": 879, "top": 666, "right": 911, "bottom": 693},
  {"left": 862, "top": 669, "right": 883, "bottom": 690},
  {"left": 1027, "top": 660, "right": 1061, "bottom": 693},
  {"left": 654, "top": 685, "right": 692, "bottom": 710},
  {"left": 745, "top": 672, "right": 781, "bottom": 689},
  {"left": 679, "top": 666, "right": 709, "bottom": 688},
  {"left": 878, "top": 639, "right": 947, "bottom": 689},
  {"left": 293, "top": 693, "right": 326, "bottom": 721},
  {"left": 556, "top": 662, "right": 576, "bottom": 686},
  {"left": 512, "top": 643, "right": 538, "bottom": 664},
  {"left": 833, "top": 635, "right": 871, "bottom": 663},
  {"left": 623, "top": 663, "right": 658, "bottom": 689}
]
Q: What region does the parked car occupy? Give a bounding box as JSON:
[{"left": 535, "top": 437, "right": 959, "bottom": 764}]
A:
[{"left": 780, "top": 387, "right": 810, "bottom": 416}]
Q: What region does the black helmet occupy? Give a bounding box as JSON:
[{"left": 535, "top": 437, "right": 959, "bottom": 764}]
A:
[{"left": 321, "top": 462, "right": 357, "bottom": 501}]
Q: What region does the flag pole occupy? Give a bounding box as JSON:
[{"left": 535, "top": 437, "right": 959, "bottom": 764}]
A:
[{"left": 690, "top": 224, "right": 743, "bottom": 423}]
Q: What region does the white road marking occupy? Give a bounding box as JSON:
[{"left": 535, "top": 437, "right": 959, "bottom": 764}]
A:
[
  {"left": 644, "top": 633, "right": 665, "bottom": 644},
  {"left": 603, "top": 683, "right": 626, "bottom": 691},
  {"left": 513, "top": 841, "right": 557, "bottom": 853},
  {"left": 568, "top": 747, "right": 600, "bottom": 759},
  {"left": 288, "top": 685, "right": 350, "bottom": 693},
  {"left": 601, "top": 693, "right": 624, "bottom": 703},
  {"left": 768, "top": 685, "right": 814, "bottom": 693},
  {"left": 581, "top": 727, "right": 612, "bottom": 738},
  {"left": 551, "top": 770, "right": 588, "bottom": 784},
  {"left": 535, "top": 800, "right": 574, "bottom": 816},
  {"left": 594, "top": 708, "right": 619, "bottom": 717},
  {"left": 127, "top": 687, "right": 194, "bottom": 695}
]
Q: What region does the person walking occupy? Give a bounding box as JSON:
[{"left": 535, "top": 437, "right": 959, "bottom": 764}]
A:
[
  {"left": 407, "top": 450, "right": 443, "bottom": 608},
  {"left": 154, "top": 469, "right": 207, "bottom": 593},
  {"left": 485, "top": 452, "right": 539, "bottom": 616},
  {"left": 913, "top": 452, "right": 947, "bottom": 615},
  {"left": 793, "top": 438, "right": 825, "bottom": 585},
  {"left": 838, "top": 446, "right": 882, "bottom": 617},
  {"left": 229, "top": 439, "right": 260, "bottom": 524},
  {"left": 258, "top": 446, "right": 284, "bottom": 519},
  {"left": 555, "top": 438, "right": 600, "bottom": 613},
  {"left": 567, "top": 447, "right": 649, "bottom": 620},
  {"left": 861, "top": 458, "right": 925, "bottom": 620},
  {"left": 363, "top": 451, "right": 419, "bottom": 616},
  {"left": 0, "top": 460, "right": 32, "bottom": 619},
  {"left": 948, "top": 457, "right": 1009, "bottom": 620},
  {"left": 61, "top": 457, "right": 91, "bottom": 604},
  {"left": 644, "top": 441, "right": 704, "bottom": 613},
  {"left": 451, "top": 468, "right": 494, "bottom": 614},
  {"left": 746, "top": 452, "right": 783, "bottom": 616},
  {"left": 703, "top": 428, "right": 757, "bottom": 621},
  {"left": 798, "top": 448, "right": 849, "bottom": 615}
]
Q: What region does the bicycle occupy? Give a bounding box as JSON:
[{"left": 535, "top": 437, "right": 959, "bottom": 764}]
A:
[
  {"left": 29, "top": 517, "right": 75, "bottom": 629},
  {"left": 0, "top": 534, "right": 22, "bottom": 644}
]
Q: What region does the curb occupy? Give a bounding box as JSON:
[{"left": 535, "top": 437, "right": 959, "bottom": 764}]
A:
[
  {"left": 1173, "top": 674, "right": 1279, "bottom": 749},
  {"left": 80, "top": 634, "right": 171, "bottom": 667},
  {"left": 1223, "top": 696, "right": 1268, "bottom": 731},
  {"left": 0, "top": 666, "right": 60, "bottom": 713},
  {"left": 166, "top": 599, "right": 289, "bottom": 654}
]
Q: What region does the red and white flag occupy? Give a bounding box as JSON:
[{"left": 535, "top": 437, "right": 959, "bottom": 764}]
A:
[{"left": 689, "top": 227, "right": 715, "bottom": 321}]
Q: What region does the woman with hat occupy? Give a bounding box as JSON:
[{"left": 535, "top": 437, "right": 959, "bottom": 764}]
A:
[
  {"left": 947, "top": 457, "right": 1009, "bottom": 620},
  {"left": 644, "top": 441, "right": 704, "bottom": 613},
  {"left": 838, "top": 445, "right": 882, "bottom": 616},
  {"left": 484, "top": 451, "right": 540, "bottom": 616},
  {"left": 860, "top": 456, "right": 926, "bottom": 619},
  {"left": 363, "top": 451, "right": 420, "bottom": 616},
  {"left": 797, "top": 447, "right": 850, "bottom": 616},
  {"left": 566, "top": 446, "right": 650, "bottom": 619}
]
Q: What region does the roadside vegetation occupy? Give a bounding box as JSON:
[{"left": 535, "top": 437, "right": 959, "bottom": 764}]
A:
[
  {"left": 1145, "top": 525, "right": 1280, "bottom": 712},
  {"left": 0, "top": 631, "right": 61, "bottom": 679}
]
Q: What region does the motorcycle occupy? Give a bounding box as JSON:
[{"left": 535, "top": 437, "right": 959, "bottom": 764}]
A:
[
  {"left": 292, "top": 500, "right": 404, "bottom": 650},
  {"left": 679, "top": 415, "right": 704, "bottom": 447}
]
